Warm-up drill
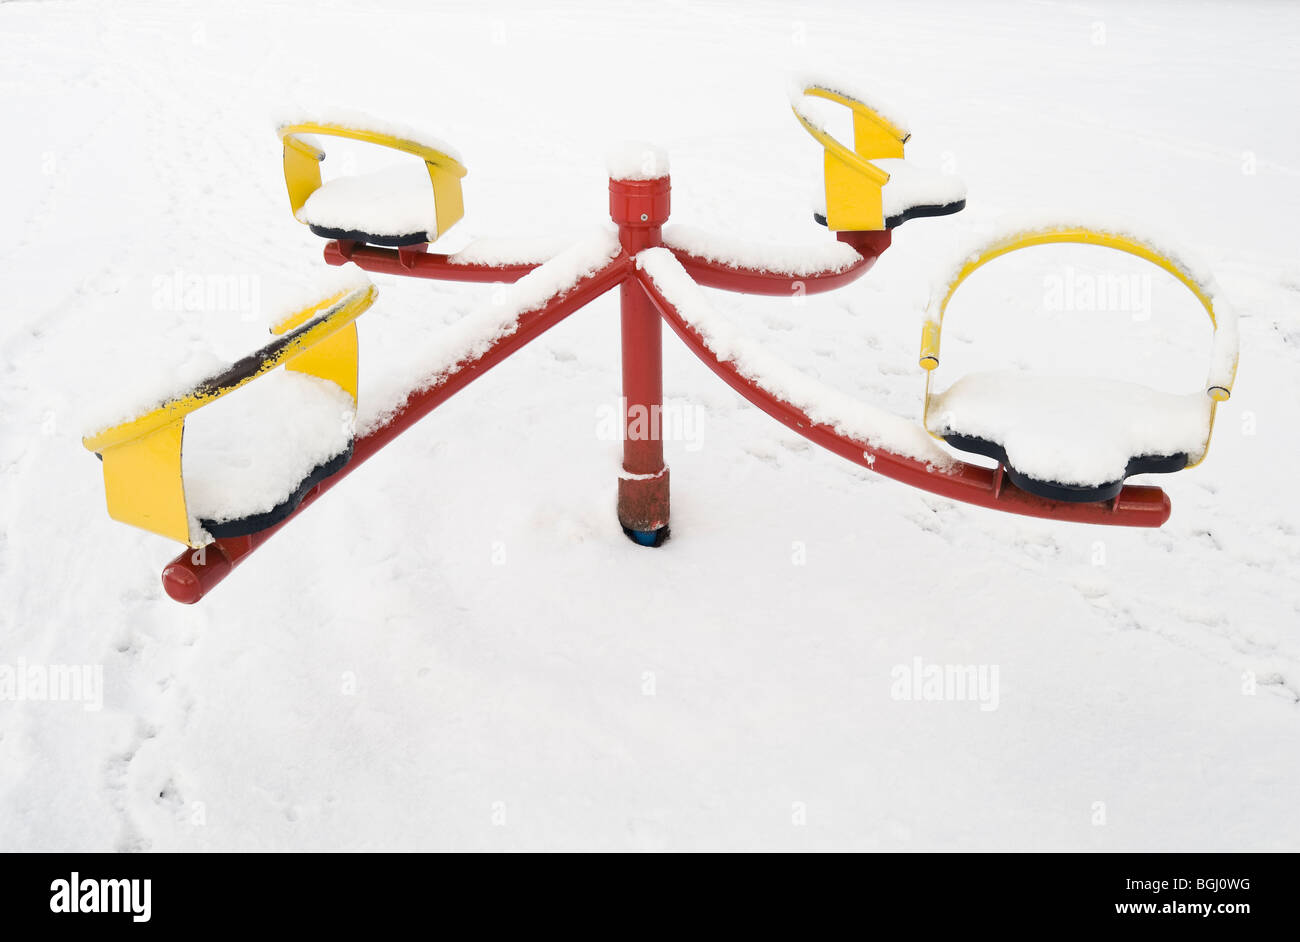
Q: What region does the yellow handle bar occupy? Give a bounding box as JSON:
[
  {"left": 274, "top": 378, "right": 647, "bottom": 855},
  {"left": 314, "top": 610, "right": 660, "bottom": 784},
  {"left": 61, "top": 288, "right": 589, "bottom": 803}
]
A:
[{"left": 920, "top": 226, "right": 1236, "bottom": 402}]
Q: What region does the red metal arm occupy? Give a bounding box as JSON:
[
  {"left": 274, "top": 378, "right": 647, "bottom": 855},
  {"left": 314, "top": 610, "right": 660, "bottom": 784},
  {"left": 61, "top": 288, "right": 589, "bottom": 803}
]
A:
[
  {"left": 667, "top": 229, "right": 892, "bottom": 296},
  {"left": 161, "top": 251, "right": 635, "bottom": 603},
  {"left": 151, "top": 166, "right": 1176, "bottom": 606},
  {"left": 635, "top": 266, "right": 1171, "bottom": 528},
  {"left": 324, "top": 240, "right": 545, "bottom": 283}
]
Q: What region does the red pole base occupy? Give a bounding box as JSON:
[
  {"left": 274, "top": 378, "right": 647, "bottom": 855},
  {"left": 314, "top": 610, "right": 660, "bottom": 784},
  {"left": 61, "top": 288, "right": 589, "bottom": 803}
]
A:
[{"left": 617, "top": 467, "right": 670, "bottom": 534}]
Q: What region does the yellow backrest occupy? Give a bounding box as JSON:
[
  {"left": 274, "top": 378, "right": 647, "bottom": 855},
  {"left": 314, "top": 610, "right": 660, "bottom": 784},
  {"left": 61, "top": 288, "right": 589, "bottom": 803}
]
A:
[{"left": 791, "top": 79, "right": 910, "bottom": 231}]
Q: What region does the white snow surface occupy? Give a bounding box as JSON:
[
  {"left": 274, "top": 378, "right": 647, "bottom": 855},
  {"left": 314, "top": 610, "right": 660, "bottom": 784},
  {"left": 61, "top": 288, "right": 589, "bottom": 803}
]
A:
[
  {"left": 663, "top": 223, "right": 862, "bottom": 275},
  {"left": 639, "top": 247, "right": 950, "bottom": 465},
  {"left": 296, "top": 163, "right": 439, "bottom": 238},
  {"left": 2, "top": 0, "right": 1299, "bottom": 852},
  {"left": 928, "top": 372, "right": 1214, "bottom": 485}
]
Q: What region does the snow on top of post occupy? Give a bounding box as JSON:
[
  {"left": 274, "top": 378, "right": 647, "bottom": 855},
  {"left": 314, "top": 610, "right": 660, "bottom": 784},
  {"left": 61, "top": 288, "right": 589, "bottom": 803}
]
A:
[
  {"left": 636, "top": 247, "right": 950, "bottom": 466},
  {"left": 789, "top": 73, "right": 910, "bottom": 133},
  {"left": 605, "top": 141, "right": 670, "bottom": 181},
  {"left": 274, "top": 107, "right": 464, "bottom": 164}
]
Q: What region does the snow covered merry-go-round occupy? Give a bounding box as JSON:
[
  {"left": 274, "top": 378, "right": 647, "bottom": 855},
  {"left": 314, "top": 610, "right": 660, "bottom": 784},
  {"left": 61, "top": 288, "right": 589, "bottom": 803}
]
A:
[{"left": 83, "top": 76, "right": 1239, "bottom": 604}]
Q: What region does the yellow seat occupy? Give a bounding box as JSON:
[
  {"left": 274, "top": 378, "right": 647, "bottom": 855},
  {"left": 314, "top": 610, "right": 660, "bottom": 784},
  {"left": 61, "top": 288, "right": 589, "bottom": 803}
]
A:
[
  {"left": 83, "top": 282, "right": 377, "bottom": 546},
  {"left": 278, "top": 114, "right": 467, "bottom": 246},
  {"left": 919, "top": 226, "right": 1239, "bottom": 502},
  {"left": 791, "top": 77, "right": 966, "bottom": 231}
]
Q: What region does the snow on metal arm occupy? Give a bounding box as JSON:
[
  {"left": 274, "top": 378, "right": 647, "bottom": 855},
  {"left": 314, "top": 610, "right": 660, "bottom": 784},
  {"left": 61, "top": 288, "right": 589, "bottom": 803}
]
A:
[
  {"left": 160, "top": 236, "right": 634, "bottom": 604},
  {"left": 633, "top": 247, "right": 1172, "bottom": 527}
]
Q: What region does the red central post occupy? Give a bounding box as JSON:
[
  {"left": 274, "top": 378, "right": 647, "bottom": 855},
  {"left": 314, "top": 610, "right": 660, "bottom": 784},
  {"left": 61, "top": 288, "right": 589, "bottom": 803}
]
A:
[{"left": 609, "top": 171, "right": 672, "bottom": 542}]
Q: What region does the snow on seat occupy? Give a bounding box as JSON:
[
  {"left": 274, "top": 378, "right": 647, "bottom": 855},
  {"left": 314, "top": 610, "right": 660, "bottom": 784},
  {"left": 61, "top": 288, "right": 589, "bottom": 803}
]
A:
[
  {"left": 813, "top": 157, "right": 967, "bottom": 230},
  {"left": 926, "top": 372, "right": 1210, "bottom": 501},
  {"left": 182, "top": 369, "right": 355, "bottom": 539},
  {"left": 296, "top": 163, "right": 441, "bottom": 246},
  {"left": 873, "top": 158, "right": 966, "bottom": 227}
]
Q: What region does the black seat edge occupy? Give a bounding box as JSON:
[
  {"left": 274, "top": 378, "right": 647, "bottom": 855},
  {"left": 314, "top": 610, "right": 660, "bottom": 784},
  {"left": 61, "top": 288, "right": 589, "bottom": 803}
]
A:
[
  {"left": 309, "top": 224, "right": 429, "bottom": 247},
  {"left": 943, "top": 433, "right": 1187, "bottom": 504},
  {"left": 812, "top": 198, "right": 966, "bottom": 231},
  {"left": 199, "top": 443, "right": 354, "bottom": 539}
]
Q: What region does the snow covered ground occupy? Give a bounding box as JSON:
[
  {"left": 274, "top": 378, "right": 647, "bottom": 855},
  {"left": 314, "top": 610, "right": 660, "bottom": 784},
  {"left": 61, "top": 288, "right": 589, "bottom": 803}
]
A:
[{"left": 1, "top": 0, "right": 1298, "bottom": 851}]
